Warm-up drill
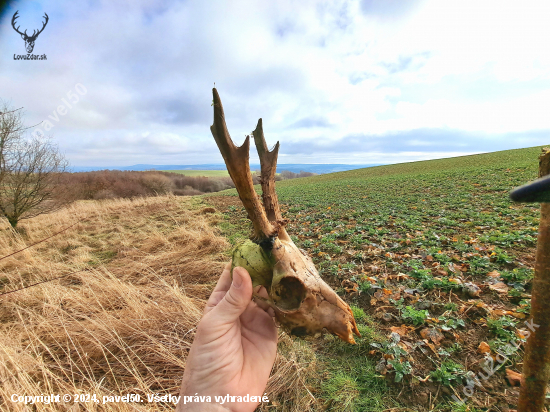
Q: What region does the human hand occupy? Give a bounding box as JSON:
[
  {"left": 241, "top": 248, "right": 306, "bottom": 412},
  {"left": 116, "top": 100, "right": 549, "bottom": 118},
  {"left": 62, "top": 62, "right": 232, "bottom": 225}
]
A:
[{"left": 176, "top": 263, "right": 278, "bottom": 412}]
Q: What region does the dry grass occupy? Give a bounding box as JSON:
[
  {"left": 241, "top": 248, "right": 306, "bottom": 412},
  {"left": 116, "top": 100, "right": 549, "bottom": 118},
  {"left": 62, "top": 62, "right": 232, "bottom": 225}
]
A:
[{"left": 0, "top": 195, "right": 319, "bottom": 411}]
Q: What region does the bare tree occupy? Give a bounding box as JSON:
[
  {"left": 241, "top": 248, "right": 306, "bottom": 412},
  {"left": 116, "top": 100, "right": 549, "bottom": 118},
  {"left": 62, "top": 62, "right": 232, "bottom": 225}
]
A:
[
  {"left": 0, "top": 103, "right": 68, "bottom": 228},
  {"left": 0, "top": 104, "right": 26, "bottom": 185}
]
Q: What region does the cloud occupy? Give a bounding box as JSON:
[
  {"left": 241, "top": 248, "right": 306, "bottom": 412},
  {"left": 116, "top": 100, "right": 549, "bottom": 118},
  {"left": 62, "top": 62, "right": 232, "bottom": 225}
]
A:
[
  {"left": 277, "top": 128, "right": 550, "bottom": 162},
  {"left": 287, "top": 116, "right": 332, "bottom": 129},
  {"left": 0, "top": 0, "right": 549, "bottom": 167},
  {"left": 360, "top": 0, "right": 425, "bottom": 19}
]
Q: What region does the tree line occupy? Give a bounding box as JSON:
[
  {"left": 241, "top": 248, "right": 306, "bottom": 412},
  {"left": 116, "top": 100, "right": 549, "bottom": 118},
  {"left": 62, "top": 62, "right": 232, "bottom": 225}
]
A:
[{"left": 58, "top": 169, "right": 316, "bottom": 200}]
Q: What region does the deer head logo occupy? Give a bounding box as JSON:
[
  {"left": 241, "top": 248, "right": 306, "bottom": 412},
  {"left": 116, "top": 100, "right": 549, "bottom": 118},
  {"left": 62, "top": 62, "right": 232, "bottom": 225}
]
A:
[{"left": 11, "top": 11, "right": 49, "bottom": 54}]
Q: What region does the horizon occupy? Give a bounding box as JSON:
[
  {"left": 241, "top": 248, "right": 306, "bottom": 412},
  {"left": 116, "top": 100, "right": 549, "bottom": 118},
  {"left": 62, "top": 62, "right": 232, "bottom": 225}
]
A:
[
  {"left": 2, "top": 1, "right": 550, "bottom": 166},
  {"left": 68, "top": 162, "right": 380, "bottom": 174},
  {"left": 68, "top": 144, "right": 548, "bottom": 172}
]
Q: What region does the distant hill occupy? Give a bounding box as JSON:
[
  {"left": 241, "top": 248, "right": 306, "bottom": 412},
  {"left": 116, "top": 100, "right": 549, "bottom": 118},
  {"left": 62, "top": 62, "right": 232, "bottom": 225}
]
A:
[{"left": 69, "top": 164, "right": 379, "bottom": 174}]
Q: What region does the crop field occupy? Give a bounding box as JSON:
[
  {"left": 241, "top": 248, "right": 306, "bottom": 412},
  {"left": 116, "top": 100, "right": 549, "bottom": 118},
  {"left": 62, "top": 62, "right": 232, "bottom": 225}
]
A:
[
  {"left": 206, "top": 145, "right": 548, "bottom": 411},
  {"left": 162, "top": 169, "right": 229, "bottom": 177}
]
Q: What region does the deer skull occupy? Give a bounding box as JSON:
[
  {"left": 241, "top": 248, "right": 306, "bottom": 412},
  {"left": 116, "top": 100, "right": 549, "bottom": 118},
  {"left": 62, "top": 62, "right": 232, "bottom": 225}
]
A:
[{"left": 210, "top": 88, "right": 360, "bottom": 344}]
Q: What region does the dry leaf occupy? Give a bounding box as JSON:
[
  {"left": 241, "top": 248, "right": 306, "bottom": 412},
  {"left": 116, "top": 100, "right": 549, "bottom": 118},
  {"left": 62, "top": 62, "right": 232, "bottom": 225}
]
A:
[
  {"left": 478, "top": 341, "right": 491, "bottom": 354},
  {"left": 505, "top": 369, "right": 522, "bottom": 387},
  {"left": 390, "top": 325, "right": 413, "bottom": 337},
  {"left": 398, "top": 342, "right": 409, "bottom": 353},
  {"left": 489, "top": 282, "right": 509, "bottom": 294},
  {"left": 487, "top": 270, "right": 501, "bottom": 278},
  {"left": 420, "top": 328, "right": 444, "bottom": 345},
  {"left": 492, "top": 309, "right": 511, "bottom": 316},
  {"left": 463, "top": 282, "right": 481, "bottom": 297},
  {"left": 516, "top": 329, "right": 528, "bottom": 339},
  {"left": 424, "top": 340, "right": 439, "bottom": 356},
  {"left": 342, "top": 280, "right": 358, "bottom": 293}
]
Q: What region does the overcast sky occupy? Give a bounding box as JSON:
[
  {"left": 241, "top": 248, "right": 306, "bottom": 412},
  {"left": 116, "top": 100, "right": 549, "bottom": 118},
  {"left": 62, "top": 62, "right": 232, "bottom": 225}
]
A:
[{"left": 1, "top": 0, "right": 549, "bottom": 167}]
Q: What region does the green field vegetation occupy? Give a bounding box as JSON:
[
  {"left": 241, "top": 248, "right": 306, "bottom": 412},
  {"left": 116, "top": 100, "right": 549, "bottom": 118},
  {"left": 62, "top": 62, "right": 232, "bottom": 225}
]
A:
[
  {"left": 209, "top": 145, "right": 547, "bottom": 411},
  {"left": 162, "top": 169, "right": 229, "bottom": 177}
]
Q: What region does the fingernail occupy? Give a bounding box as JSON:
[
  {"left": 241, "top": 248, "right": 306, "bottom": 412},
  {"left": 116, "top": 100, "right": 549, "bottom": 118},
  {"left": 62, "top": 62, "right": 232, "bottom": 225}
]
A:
[{"left": 232, "top": 268, "right": 243, "bottom": 288}]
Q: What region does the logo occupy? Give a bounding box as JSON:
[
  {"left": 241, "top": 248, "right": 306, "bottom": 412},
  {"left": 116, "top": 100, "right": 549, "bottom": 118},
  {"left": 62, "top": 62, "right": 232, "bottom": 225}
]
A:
[{"left": 11, "top": 10, "right": 48, "bottom": 57}]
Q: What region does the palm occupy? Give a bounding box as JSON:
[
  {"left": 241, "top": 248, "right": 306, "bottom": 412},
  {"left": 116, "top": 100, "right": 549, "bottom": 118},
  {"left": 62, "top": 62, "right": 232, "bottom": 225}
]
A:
[{"left": 178, "top": 264, "right": 277, "bottom": 412}]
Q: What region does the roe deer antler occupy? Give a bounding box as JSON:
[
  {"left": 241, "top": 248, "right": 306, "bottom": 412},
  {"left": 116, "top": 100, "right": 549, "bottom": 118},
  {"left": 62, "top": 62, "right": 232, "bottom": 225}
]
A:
[{"left": 211, "top": 88, "right": 360, "bottom": 344}]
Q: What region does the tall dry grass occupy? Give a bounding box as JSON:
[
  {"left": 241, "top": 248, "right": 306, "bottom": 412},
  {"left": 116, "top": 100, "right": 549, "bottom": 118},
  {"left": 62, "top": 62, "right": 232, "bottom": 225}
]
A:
[{"left": 0, "top": 196, "right": 318, "bottom": 411}]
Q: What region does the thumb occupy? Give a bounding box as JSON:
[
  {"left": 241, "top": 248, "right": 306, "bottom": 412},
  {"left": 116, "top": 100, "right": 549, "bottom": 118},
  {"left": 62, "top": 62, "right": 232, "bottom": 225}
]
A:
[{"left": 210, "top": 266, "right": 253, "bottom": 324}]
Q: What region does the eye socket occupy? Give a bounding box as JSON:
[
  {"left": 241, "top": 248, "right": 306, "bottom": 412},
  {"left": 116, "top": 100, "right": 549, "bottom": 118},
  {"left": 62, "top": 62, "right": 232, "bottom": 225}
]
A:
[
  {"left": 291, "top": 326, "right": 308, "bottom": 337},
  {"left": 271, "top": 276, "right": 306, "bottom": 311}
]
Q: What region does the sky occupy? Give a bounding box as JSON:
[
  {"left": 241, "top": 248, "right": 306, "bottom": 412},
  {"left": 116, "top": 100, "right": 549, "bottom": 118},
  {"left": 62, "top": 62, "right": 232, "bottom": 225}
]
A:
[{"left": 0, "top": 0, "right": 549, "bottom": 167}]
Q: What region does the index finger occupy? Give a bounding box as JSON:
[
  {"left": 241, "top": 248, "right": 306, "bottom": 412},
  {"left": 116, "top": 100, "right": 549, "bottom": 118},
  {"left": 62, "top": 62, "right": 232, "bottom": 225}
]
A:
[{"left": 204, "top": 261, "right": 232, "bottom": 315}]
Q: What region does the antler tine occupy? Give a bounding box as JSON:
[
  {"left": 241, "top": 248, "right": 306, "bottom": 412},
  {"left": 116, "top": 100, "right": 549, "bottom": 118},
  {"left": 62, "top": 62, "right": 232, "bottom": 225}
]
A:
[
  {"left": 11, "top": 11, "right": 24, "bottom": 36},
  {"left": 210, "top": 88, "right": 275, "bottom": 240},
  {"left": 35, "top": 13, "right": 49, "bottom": 36},
  {"left": 252, "top": 119, "right": 283, "bottom": 222}
]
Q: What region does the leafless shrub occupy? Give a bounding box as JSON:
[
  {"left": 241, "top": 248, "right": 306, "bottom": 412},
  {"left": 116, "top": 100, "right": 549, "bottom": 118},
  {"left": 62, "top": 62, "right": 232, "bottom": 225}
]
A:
[
  {"left": 60, "top": 171, "right": 242, "bottom": 200},
  {"left": 173, "top": 185, "right": 203, "bottom": 196},
  {"left": 0, "top": 102, "right": 69, "bottom": 228},
  {"left": 140, "top": 173, "right": 173, "bottom": 194},
  {"left": 166, "top": 173, "right": 235, "bottom": 193},
  {"left": 93, "top": 189, "right": 117, "bottom": 200},
  {"left": 279, "top": 170, "right": 317, "bottom": 180},
  {"left": 58, "top": 167, "right": 314, "bottom": 203}
]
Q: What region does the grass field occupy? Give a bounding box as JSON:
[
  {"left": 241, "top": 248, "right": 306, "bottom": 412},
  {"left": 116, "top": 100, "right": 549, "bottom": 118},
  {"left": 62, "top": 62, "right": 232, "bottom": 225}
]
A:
[
  {"left": 161, "top": 169, "right": 229, "bottom": 177},
  {"left": 207, "top": 145, "right": 549, "bottom": 411}
]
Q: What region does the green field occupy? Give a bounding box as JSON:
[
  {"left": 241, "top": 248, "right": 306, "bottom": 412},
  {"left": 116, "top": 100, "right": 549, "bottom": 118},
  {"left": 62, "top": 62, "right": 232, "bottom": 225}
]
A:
[
  {"left": 209, "top": 145, "right": 548, "bottom": 411},
  {"left": 162, "top": 169, "right": 229, "bottom": 177}
]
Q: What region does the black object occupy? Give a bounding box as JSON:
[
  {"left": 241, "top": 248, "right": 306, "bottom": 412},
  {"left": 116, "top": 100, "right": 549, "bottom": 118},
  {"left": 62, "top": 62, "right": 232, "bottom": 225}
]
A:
[{"left": 510, "top": 174, "right": 550, "bottom": 203}]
